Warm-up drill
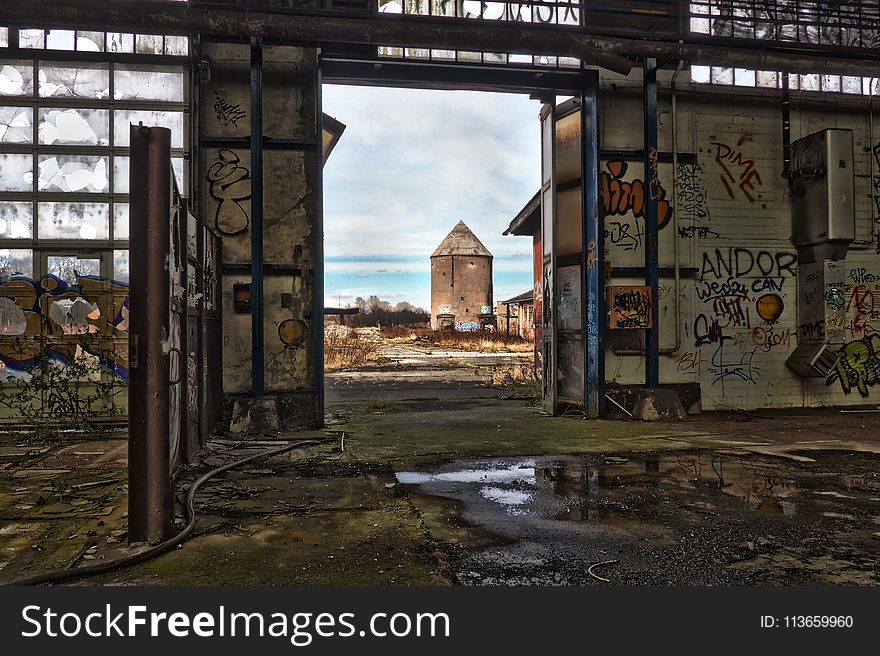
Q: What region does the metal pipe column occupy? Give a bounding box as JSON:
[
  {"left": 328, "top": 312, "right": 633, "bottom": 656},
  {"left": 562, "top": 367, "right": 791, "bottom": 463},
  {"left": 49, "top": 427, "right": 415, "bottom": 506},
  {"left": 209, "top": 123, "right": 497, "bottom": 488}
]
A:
[
  {"left": 128, "top": 125, "right": 174, "bottom": 545},
  {"left": 313, "top": 57, "right": 325, "bottom": 426},
  {"left": 581, "top": 72, "right": 604, "bottom": 416},
  {"left": 250, "top": 37, "right": 265, "bottom": 397},
  {"left": 643, "top": 58, "right": 660, "bottom": 388}
]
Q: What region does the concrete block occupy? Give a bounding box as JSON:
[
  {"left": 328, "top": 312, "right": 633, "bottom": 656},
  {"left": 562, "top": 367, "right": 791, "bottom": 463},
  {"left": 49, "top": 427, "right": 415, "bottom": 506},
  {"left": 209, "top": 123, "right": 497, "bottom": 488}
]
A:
[
  {"left": 632, "top": 388, "right": 687, "bottom": 422},
  {"left": 229, "top": 397, "right": 280, "bottom": 434}
]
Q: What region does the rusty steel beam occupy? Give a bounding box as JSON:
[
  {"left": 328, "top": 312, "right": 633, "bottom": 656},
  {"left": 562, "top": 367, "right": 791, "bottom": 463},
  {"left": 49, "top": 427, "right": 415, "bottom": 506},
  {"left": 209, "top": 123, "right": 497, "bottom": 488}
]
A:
[
  {"left": 2, "top": 2, "right": 880, "bottom": 76},
  {"left": 128, "top": 124, "right": 174, "bottom": 546}
]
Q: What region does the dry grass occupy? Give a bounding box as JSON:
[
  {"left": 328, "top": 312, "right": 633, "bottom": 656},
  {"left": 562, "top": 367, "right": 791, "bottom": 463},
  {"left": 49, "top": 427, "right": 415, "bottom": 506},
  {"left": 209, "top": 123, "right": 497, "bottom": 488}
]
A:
[
  {"left": 324, "top": 326, "right": 384, "bottom": 370},
  {"left": 380, "top": 326, "right": 534, "bottom": 353},
  {"left": 482, "top": 363, "right": 539, "bottom": 389}
]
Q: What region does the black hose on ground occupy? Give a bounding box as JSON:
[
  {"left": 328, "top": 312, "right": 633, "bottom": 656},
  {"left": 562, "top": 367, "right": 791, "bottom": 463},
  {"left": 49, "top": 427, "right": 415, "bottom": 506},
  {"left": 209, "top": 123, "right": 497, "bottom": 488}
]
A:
[{"left": 4, "top": 438, "right": 326, "bottom": 586}]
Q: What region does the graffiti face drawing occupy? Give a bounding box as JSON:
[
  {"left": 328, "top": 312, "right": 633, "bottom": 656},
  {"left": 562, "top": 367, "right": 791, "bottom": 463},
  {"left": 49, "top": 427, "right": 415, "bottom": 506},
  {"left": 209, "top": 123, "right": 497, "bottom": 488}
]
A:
[{"left": 207, "top": 149, "right": 251, "bottom": 236}]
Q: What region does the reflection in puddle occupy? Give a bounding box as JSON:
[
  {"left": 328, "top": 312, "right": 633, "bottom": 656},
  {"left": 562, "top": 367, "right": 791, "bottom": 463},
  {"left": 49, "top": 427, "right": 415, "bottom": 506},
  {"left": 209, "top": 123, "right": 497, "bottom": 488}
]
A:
[{"left": 396, "top": 453, "right": 799, "bottom": 521}]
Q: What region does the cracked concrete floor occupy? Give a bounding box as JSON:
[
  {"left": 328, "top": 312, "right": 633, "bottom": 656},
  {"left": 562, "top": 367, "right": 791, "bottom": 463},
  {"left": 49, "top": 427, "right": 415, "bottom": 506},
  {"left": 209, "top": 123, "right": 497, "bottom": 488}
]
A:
[{"left": 0, "top": 364, "right": 878, "bottom": 585}]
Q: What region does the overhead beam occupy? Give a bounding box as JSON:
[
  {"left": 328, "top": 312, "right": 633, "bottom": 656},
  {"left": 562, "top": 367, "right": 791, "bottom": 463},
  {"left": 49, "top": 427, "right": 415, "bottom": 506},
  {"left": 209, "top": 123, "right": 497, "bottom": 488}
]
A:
[
  {"left": 1, "top": 1, "right": 879, "bottom": 77},
  {"left": 0, "top": 0, "right": 634, "bottom": 75}
]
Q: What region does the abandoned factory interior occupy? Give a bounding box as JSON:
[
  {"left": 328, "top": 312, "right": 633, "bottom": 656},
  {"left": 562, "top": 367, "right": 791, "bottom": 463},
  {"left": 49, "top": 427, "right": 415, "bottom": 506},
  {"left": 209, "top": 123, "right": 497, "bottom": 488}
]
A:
[{"left": 0, "top": 0, "right": 878, "bottom": 588}]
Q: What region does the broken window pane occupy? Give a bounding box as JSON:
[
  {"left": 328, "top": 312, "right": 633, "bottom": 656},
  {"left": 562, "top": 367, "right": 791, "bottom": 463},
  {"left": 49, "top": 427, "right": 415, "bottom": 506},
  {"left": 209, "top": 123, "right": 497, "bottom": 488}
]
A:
[
  {"left": 113, "top": 203, "right": 129, "bottom": 240},
  {"left": 800, "top": 73, "right": 820, "bottom": 91},
  {"left": 76, "top": 31, "right": 104, "bottom": 52},
  {"left": 734, "top": 68, "right": 756, "bottom": 86},
  {"left": 20, "top": 29, "right": 45, "bottom": 49},
  {"left": 113, "top": 250, "right": 129, "bottom": 283},
  {"left": 822, "top": 75, "right": 841, "bottom": 92},
  {"left": 38, "top": 108, "right": 109, "bottom": 146},
  {"left": 114, "top": 66, "right": 184, "bottom": 102},
  {"left": 113, "top": 156, "right": 130, "bottom": 193},
  {"left": 38, "top": 156, "right": 109, "bottom": 193},
  {"left": 691, "top": 65, "right": 711, "bottom": 84},
  {"left": 0, "top": 154, "right": 33, "bottom": 191},
  {"left": 0, "top": 62, "right": 35, "bottom": 96},
  {"left": 378, "top": 0, "right": 403, "bottom": 14},
  {"left": 756, "top": 71, "right": 779, "bottom": 88},
  {"left": 0, "top": 106, "right": 33, "bottom": 143},
  {"left": 113, "top": 157, "right": 182, "bottom": 195},
  {"left": 48, "top": 295, "right": 102, "bottom": 335},
  {"left": 0, "top": 248, "right": 33, "bottom": 279},
  {"left": 106, "top": 32, "right": 134, "bottom": 53},
  {"left": 172, "top": 157, "right": 185, "bottom": 192},
  {"left": 431, "top": 0, "right": 456, "bottom": 17},
  {"left": 0, "top": 202, "right": 33, "bottom": 239},
  {"left": 39, "top": 64, "right": 110, "bottom": 99},
  {"left": 711, "top": 67, "right": 733, "bottom": 85},
  {"left": 46, "top": 30, "right": 76, "bottom": 51},
  {"left": 844, "top": 76, "right": 864, "bottom": 94},
  {"left": 38, "top": 202, "right": 110, "bottom": 240},
  {"left": 114, "top": 110, "right": 184, "bottom": 147},
  {"left": 164, "top": 36, "right": 188, "bottom": 56},
  {"left": 136, "top": 34, "right": 164, "bottom": 55},
  {"left": 0, "top": 296, "right": 26, "bottom": 335},
  {"left": 47, "top": 256, "right": 100, "bottom": 288}
]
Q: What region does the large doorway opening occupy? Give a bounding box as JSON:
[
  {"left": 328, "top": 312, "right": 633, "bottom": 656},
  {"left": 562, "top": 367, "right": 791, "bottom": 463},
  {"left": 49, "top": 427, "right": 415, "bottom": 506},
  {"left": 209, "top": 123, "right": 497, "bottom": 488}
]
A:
[{"left": 321, "top": 82, "right": 541, "bottom": 414}]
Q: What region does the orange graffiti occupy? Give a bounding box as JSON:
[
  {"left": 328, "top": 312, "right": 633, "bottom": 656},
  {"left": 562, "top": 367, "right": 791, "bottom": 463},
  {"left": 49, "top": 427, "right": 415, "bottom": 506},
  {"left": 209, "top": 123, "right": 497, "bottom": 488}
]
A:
[{"left": 600, "top": 160, "right": 672, "bottom": 229}]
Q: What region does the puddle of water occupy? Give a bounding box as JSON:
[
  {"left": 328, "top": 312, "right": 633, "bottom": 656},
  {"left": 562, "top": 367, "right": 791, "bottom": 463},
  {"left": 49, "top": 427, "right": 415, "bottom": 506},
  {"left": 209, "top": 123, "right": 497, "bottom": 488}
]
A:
[{"left": 396, "top": 453, "right": 800, "bottom": 522}]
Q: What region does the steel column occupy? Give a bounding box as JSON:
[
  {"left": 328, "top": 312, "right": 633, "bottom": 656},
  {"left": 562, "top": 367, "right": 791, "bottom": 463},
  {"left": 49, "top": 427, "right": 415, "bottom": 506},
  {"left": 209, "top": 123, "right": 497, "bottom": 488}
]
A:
[
  {"left": 128, "top": 125, "right": 174, "bottom": 545},
  {"left": 643, "top": 58, "right": 660, "bottom": 388},
  {"left": 314, "top": 57, "right": 325, "bottom": 426},
  {"left": 581, "top": 71, "right": 603, "bottom": 417},
  {"left": 250, "top": 37, "right": 264, "bottom": 397}
]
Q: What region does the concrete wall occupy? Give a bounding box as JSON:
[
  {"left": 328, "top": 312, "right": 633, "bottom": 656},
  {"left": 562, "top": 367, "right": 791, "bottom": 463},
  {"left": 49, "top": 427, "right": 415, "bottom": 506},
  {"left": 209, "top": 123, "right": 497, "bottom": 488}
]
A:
[
  {"left": 600, "top": 69, "right": 880, "bottom": 409},
  {"left": 430, "top": 254, "right": 493, "bottom": 330},
  {"left": 200, "top": 43, "right": 319, "bottom": 427}
]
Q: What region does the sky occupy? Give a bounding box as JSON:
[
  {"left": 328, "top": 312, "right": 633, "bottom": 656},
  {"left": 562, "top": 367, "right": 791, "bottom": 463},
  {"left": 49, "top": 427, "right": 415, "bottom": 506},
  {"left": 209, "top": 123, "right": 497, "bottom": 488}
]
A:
[{"left": 322, "top": 84, "right": 540, "bottom": 312}]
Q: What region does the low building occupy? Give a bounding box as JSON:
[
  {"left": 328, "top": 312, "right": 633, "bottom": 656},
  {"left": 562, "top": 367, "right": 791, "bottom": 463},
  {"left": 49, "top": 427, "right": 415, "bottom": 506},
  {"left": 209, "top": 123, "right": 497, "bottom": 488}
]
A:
[{"left": 497, "top": 290, "right": 535, "bottom": 340}]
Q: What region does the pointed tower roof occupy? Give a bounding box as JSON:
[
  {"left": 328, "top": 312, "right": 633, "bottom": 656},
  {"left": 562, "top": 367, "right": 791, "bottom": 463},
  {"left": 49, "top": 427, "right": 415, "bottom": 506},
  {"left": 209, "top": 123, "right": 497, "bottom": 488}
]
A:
[{"left": 431, "top": 221, "right": 492, "bottom": 258}]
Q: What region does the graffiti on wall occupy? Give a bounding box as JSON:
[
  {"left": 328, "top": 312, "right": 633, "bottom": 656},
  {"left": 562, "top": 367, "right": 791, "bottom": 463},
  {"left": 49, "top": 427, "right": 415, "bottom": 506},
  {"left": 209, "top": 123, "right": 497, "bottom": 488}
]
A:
[
  {"left": 826, "top": 334, "right": 880, "bottom": 396},
  {"left": 872, "top": 143, "right": 880, "bottom": 253},
  {"left": 700, "top": 247, "right": 797, "bottom": 281},
  {"left": 213, "top": 91, "right": 247, "bottom": 127},
  {"left": 608, "top": 286, "right": 651, "bottom": 329},
  {"left": 709, "top": 342, "right": 762, "bottom": 389},
  {"left": 708, "top": 136, "right": 767, "bottom": 208},
  {"left": 676, "top": 161, "right": 712, "bottom": 228},
  {"left": 0, "top": 274, "right": 129, "bottom": 379},
  {"left": 600, "top": 160, "right": 673, "bottom": 229},
  {"left": 207, "top": 149, "right": 251, "bottom": 236}
]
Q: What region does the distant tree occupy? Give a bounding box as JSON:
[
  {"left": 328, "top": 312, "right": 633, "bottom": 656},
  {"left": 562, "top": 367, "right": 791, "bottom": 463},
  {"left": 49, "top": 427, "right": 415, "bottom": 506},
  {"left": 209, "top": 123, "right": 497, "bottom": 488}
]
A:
[{"left": 348, "top": 294, "right": 429, "bottom": 327}]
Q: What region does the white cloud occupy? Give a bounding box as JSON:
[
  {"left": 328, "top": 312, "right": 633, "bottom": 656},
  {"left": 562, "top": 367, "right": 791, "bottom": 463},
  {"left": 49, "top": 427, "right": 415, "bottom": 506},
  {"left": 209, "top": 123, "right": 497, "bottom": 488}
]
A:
[{"left": 323, "top": 85, "right": 540, "bottom": 267}]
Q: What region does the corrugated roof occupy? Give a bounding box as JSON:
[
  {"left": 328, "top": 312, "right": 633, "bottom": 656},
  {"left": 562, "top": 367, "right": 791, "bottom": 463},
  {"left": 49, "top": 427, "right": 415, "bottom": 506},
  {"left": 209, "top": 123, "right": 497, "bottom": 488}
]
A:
[{"left": 431, "top": 220, "right": 492, "bottom": 257}]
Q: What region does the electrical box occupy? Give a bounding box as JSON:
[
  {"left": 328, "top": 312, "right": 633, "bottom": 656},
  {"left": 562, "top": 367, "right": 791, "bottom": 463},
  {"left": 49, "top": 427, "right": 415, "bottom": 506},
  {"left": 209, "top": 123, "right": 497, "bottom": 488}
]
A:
[
  {"left": 233, "top": 283, "right": 250, "bottom": 313},
  {"left": 790, "top": 128, "right": 854, "bottom": 261}
]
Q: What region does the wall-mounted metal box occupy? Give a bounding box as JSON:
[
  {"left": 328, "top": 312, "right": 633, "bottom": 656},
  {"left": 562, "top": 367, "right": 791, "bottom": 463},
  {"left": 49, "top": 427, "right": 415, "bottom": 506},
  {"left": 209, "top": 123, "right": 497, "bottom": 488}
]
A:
[
  {"left": 790, "top": 128, "right": 854, "bottom": 262},
  {"left": 232, "top": 283, "right": 250, "bottom": 313}
]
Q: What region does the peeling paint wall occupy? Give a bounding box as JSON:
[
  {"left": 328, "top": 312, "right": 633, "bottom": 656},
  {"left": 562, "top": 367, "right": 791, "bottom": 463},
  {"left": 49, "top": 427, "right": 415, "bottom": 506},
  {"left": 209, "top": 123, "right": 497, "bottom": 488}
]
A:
[
  {"left": 601, "top": 71, "right": 880, "bottom": 409},
  {"left": 201, "top": 43, "right": 318, "bottom": 414}
]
